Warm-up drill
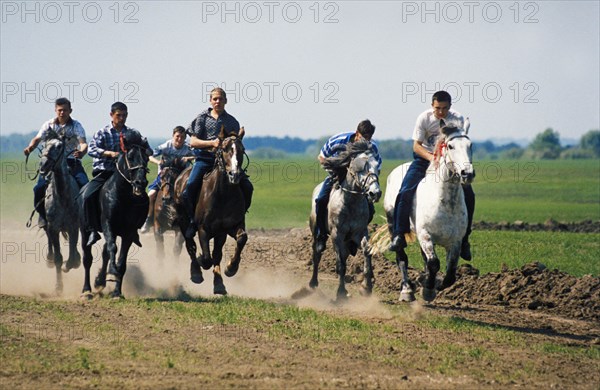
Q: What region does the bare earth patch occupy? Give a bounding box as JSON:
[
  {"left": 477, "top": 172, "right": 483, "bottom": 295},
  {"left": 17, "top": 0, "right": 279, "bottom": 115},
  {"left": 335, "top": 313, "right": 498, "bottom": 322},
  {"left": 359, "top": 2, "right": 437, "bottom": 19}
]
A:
[{"left": 1, "top": 225, "right": 599, "bottom": 389}]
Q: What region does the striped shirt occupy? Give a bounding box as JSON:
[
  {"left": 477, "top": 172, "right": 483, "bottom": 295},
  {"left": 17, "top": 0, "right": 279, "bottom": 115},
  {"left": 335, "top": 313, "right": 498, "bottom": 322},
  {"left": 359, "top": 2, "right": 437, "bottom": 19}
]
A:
[
  {"left": 37, "top": 117, "right": 86, "bottom": 160},
  {"left": 187, "top": 108, "right": 240, "bottom": 158},
  {"left": 319, "top": 132, "right": 382, "bottom": 173},
  {"left": 88, "top": 124, "right": 141, "bottom": 172}
]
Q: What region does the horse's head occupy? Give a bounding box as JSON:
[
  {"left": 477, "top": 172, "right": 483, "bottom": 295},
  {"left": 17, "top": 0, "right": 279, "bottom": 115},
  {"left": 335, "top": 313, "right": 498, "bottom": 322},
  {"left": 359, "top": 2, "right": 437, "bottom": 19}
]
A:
[
  {"left": 216, "top": 128, "right": 245, "bottom": 185},
  {"left": 159, "top": 157, "right": 187, "bottom": 202},
  {"left": 436, "top": 121, "right": 475, "bottom": 184},
  {"left": 39, "top": 138, "right": 65, "bottom": 176},
  {"left": 116, "top": 131, "right": 150, "bottom": 197},
  {"left": 324, "top": 139, "right": 382, "bottom": 202}
]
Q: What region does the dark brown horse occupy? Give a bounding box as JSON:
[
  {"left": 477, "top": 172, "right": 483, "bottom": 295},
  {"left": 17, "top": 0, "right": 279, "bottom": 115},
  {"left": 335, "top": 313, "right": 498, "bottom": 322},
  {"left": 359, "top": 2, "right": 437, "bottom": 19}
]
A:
[
  {"left": 174, "top": 129, "right": 247, "bottom": 295},
  {"left": 153, "top": 156, "right": 188, "bottom": 259}
]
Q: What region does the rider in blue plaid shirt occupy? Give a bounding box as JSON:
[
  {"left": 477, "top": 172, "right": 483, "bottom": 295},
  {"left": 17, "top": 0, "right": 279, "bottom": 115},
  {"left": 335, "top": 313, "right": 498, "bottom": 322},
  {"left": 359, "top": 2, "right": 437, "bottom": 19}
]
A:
[{"left": 80, "top": 102, "right": 152, "bottom": 246}]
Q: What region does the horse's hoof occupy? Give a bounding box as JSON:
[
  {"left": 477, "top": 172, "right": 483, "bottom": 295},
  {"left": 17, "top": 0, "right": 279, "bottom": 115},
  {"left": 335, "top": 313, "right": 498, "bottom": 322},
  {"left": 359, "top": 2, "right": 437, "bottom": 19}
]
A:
[
  {"left": 224, "top": 263, "right": 239, "bottom": 277},
  {"left": 400, "top": 290, "right": 416, "bottom": 302},
  {"left": 110, "top": 291, "right": 124, "bottom": 299},
  {"left": 422, "top": 287, "right": 437, "bottom": 302},
  {"left": 200, "top": 258, "right": 212, "bottom": 270},
  {"left": 336, "top": 291, "right": 350, "bottom": 302},
  {"left": 190, "top": 273, "right": 204, "bottom": 284},
  {"left": 106, "top": 273, "right": 121, "bottom": 283},
  {"left": 291, "top": 286, "right": 314, "bottom": 300},
  {"left": 80, "top": 291, "right": 94, "bottom": 300},
  {"left": 359, "top": 285, "right": 372, "bottom": 297},
  {"left": 213, "top": 284, "right": 227, "bottom": 295},
  {"left": 46, "top": 258, "right": 55, "bottom": 269},
  {"left": 439, "top": 275, "right": 457, "bottom": 291}
]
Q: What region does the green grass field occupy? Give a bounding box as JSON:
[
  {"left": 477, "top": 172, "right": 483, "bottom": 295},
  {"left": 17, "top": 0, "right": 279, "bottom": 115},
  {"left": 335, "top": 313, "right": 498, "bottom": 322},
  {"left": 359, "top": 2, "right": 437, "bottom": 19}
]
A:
[{"left": 1, "top": 156, "right": 598, "bottom": 276}]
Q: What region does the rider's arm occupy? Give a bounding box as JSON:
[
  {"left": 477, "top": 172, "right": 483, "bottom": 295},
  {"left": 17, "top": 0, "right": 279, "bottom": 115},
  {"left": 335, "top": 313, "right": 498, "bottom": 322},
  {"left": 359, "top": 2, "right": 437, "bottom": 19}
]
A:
[
  {"left": 74, "top": 138, "right": 88, "bottom": 159},
  {"left": 413, "top": 140, "right": 434, "bottom": 162},
  {"left": 149, "top": 156, "right": 161, "bottom": 165},
  {"left": 189, "top": 136, "right": 219, "bottom": 150},
  {"left": 24, "top": 135, "right": 42, "bottom": 156}
]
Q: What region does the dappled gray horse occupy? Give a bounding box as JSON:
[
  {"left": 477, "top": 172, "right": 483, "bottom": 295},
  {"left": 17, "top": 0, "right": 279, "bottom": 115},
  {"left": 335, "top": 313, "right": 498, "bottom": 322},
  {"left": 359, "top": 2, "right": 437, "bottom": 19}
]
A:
[
  {"left": 38, "top": 133, "right": 81, "bottom": 293},
  {"left": 309, "top": 139, "right": 381, "bottom": 300},
  {"left": 383, "top": 121, "right": 474, "bottom": 302}
]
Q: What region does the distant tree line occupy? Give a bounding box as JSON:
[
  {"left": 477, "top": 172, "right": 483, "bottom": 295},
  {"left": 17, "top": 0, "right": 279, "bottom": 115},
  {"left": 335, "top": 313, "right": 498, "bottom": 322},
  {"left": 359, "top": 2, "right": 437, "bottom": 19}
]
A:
[{"left": 2, "top": 129, "right": 598, "bottom": 160}]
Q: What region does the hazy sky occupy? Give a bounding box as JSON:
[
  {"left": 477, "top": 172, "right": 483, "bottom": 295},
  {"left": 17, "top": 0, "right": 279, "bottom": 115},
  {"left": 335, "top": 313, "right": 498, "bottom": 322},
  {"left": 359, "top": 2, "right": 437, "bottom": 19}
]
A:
[{"left": 1, "top": 0, "right": 599, "bottom": 142}]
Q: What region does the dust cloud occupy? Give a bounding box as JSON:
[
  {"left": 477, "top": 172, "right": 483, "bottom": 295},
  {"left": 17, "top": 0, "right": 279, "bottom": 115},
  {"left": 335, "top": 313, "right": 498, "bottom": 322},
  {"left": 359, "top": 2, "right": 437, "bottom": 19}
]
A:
[{"left": 1, "top": 221, "right": 393, "bottom": 319}]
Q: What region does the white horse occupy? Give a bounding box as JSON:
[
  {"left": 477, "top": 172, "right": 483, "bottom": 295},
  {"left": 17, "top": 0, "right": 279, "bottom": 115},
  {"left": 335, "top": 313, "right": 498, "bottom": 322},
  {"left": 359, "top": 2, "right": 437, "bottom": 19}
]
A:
[
  {"left": 309, "top": 139, "right": 382, "bottom": 300},
  {"left": 383, "top": 120, "right": 474, "bottom": 302}
]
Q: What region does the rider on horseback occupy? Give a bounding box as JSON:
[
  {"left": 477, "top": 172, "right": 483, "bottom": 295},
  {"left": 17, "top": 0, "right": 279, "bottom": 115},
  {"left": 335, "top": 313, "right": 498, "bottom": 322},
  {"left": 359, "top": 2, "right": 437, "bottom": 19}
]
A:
[
  {"left": 388, "top": 91, "right": 475, "bottom": 260},
  {"left": 80, "top": 102, "right": 152, "bottom": 247},
  {"left": 140, "top": 126, "right": 194, "bottom": 233},
  {"left": 314, "top": 119, "right": 382, "bottom": 253},
  {"left": 24, "top": 97, "right": 89, "bottom": 228},
  {"left": 182, "top": 87, "right": 253, "bottom": 239}
]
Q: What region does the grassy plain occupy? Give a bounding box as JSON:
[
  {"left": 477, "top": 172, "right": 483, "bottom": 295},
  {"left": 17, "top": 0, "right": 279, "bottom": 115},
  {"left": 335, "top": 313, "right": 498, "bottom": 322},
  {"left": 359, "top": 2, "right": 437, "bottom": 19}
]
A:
[{"left": 1, "top": 156, "right": 598, "bottom": 276}]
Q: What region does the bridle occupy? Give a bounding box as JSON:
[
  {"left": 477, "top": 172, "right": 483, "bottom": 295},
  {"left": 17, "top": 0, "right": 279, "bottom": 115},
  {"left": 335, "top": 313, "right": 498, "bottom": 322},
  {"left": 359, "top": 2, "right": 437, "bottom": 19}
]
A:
[
  {"left": 214, "top": 136, "right": 245, "bottom": 174},
  {"left": 433, "top": 133, "right": 472, "bottom": 181},
  {"left": 116, "top": 144, "right": 148, "bottom": 184},
  {"left": 39, "top": 139, "right": 68, "bottom": 177},
  {"left": 341, "top": 155, "right": 379, "bottom": 196}
]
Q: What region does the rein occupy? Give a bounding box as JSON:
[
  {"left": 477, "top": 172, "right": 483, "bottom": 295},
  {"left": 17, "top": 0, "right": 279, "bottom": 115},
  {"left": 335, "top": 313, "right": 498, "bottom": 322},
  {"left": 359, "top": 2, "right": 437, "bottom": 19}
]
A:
[
  {"left": 340, "top": 155, "right": 378, "bottom": 196},
  {"left": 116, "top": 145, "right": 147, "bottom": 184},
  {"left": 433, "top": 134, "right": 471, "bottom": 182}
]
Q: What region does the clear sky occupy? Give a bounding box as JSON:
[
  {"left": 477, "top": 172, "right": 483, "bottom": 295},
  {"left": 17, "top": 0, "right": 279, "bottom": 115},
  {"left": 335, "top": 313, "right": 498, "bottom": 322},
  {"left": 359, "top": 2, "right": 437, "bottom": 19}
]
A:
[{"left": 1, "top": 0, "right": 599, "bottom": 142}]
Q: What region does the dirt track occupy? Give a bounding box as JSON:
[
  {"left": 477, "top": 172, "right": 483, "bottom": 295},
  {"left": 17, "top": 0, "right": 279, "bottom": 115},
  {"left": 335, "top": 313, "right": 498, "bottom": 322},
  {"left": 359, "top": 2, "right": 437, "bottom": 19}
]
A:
[{"left": 1, "top": 224, "right": 599, "bottom": 388}]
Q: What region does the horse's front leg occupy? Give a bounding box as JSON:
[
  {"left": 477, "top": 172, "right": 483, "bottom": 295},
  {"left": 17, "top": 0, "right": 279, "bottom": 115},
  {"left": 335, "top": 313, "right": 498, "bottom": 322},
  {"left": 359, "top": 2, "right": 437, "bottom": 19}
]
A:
[
  {"left": 63, "top": 225, "right": 81, "bottom": 272},
  {"left": 333, "top": 234, "right": 350, "bottom": 301},
  {"left": 418, "top": 231, "right": 439, "bottom": 302},
  {"left": 80, "top": 228, "right": 94, "bottom": 300},
  {"left": 396, "top": 246, "right": 415, "bottom": 302},
  {"left": 173, "top": 230, "right": 184, "bottom": 259},
  {"left": 182, "top": 226, "right": 202, "bottom": 284},
  {"left": 224, "top": 226, "right": 247, "bottom": 277},
  {"left": 111, "top": 237, "right": 133, "bottom": 299},
  {"left": 309, "top": 231, "right": 323, "bottom": 289},
  {"left": 104, "top": 228, "right": 120, "bottom": 283},
  {"left": 154, "top": 227, "right": 165, "bottom": 260},
  {"left": 198, "top": 227, "right": 213, "bottom": 270},
  {"left": 211, "top": 234, "right": 227, "bottom": 295},
  {"left": 48, "top": 230, "right": 63, "bottom": 295},
  {"left": 359, "top": 235, "right": 373, "bottom": 296},
  {"left": 439, "top": 242, "right": 461, "bottom": 290}
]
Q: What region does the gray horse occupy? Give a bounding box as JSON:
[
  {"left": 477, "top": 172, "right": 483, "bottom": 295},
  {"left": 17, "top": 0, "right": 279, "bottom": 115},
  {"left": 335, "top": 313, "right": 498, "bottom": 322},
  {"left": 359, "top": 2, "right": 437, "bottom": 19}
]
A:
[
  {"left": 309, "top": 139, "right": 382, "bottom": 300},
  {"left": 38, "top": 134, "right": 81, "bottom": 293}
]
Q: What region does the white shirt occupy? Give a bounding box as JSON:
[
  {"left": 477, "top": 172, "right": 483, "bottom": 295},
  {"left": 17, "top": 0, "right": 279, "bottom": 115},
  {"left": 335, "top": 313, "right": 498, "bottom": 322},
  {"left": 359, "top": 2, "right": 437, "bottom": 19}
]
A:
[
  {"left": 412, "top": 109, "right": 464, "bottom": 153},
  {"left": 37, "top": 117, "right": 87, "bottom": 159}
]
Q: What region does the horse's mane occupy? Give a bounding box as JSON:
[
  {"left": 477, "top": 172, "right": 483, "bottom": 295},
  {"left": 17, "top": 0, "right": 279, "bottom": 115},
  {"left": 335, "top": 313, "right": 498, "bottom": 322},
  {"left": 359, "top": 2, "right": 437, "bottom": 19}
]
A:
[
  {"left": 121, "top": 129, "right": 150, "bottom": 151},
  {"left": 322, "top": 138, "right": 373, "bottom": 171}
]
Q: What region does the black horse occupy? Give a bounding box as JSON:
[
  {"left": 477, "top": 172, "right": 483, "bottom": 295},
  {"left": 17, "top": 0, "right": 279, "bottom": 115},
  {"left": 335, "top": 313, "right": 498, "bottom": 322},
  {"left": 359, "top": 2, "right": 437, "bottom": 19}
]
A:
[{"left": 80, "top": 131, "right": 150, "bottom": 299}]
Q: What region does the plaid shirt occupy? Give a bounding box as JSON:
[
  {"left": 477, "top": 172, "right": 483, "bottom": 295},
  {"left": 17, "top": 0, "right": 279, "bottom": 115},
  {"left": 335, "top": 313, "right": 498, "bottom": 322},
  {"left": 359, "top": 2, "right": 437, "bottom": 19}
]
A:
[
  {"left": 187, "top": 108, "right": 240, "bottom": 158},
  {"left": 88, "top": 124, "right": 136, "bottom": 172},
  {"left": 319, "top": 132, "right": 382, "bottom": 174}
]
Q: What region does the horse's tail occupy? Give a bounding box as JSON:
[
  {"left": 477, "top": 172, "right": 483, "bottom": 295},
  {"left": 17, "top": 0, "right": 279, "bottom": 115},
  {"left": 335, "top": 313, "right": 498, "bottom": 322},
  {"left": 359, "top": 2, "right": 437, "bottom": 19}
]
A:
[
  {"left": 404, "top": 231, "right": 416, "bottom": 244},
  {"left": 61, "top": 231, "right": 69, "bottom": 241},
  {"left": 368, "top": 223, "right": 391, "bottom": 255},
  {"left": 368, "top": 222, "right": 417, "bottom": 256}
]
